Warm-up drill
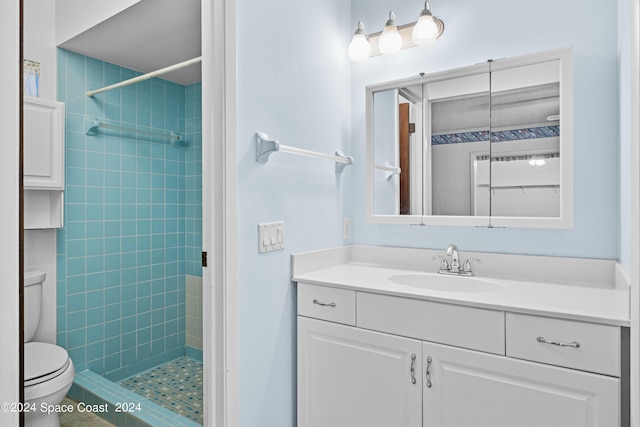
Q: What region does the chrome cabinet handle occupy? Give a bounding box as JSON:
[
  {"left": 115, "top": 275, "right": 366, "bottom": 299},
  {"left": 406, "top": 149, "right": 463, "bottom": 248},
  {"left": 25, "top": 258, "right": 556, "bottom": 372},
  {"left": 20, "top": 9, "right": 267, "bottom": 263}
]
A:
[
  {"left": 312, "top": 299, "right": 336, "bottom": 308},
  {"left": 410, "top": 353, "right": 417, "bottom": 384},
  {"left": 425, "top": 356, "right": 432, "bottom": 388},
  {"left": 537, "top": 336, "right": 581, "bottom": 348}
]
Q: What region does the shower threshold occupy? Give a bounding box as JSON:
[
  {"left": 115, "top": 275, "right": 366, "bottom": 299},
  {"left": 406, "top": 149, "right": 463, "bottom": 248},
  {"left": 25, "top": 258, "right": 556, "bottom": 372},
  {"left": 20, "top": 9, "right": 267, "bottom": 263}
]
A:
[{"left": 70, "top": 358, "right": 202, "bottom": 427}]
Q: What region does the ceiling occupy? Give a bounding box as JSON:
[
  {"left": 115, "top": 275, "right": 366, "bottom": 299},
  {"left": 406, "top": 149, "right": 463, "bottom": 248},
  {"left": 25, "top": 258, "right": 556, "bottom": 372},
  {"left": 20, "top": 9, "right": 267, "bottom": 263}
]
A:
[{"left": 59, "top": 0, "right": 201, "bottom": 85}]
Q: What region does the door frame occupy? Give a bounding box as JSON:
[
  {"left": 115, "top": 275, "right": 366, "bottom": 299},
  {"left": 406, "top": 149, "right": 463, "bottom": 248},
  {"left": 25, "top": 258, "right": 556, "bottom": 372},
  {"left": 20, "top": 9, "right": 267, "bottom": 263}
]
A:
[
  {"left": 0, "top": 0, "right": 21, "bottom": 425},
  {"left": 630, "top": 1, "right": 640, "bottom": 426},
  {"left": 202, "top": 0, "right": 239, "bottom": 425}
]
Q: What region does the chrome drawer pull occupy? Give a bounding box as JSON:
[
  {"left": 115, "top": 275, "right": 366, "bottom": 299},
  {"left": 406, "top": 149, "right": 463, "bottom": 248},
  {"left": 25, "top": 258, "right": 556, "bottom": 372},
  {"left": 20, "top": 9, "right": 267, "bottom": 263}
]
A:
[
  {"left": 425, "top": 356, "right": 432, "bottom": 388},
  {"left": 537, "top": 336, "right": 581, "bottom": 348},
  {"left": 410, "top": 353, "right": 417, "bottom": 385},
  {"left": 313, "top": 299, "right": 336, "bottom": 308}
]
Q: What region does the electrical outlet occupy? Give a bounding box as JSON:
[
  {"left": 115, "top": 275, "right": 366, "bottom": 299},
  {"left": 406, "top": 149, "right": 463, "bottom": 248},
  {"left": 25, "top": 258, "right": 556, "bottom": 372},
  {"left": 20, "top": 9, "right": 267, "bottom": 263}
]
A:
[
  {"left": 258, "top": 221, "right": 285, "bottom": 253},
  {"left": 343, "top": 218, "right": 351, "bottom": 240}
]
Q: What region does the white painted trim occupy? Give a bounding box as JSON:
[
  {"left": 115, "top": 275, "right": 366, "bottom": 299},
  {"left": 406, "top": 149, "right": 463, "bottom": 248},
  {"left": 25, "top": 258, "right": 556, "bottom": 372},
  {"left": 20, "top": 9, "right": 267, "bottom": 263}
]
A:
[
  {"left": 629, "top": 0, "right": 640, "bottom": 425},
  {"left": 222, "top": 0, "right": 239, "bottom": 423},
  {"left": 0, "top": 0, "right": 21, "bottom": 424},
  {"left": 202, "top": 0, "right": 238, "bottom": 425},
  {"left": 366, "top": 75, "right": 422, "bottom": 225},
  {"left": 488, "top": 47, "right": 574, "bottom": 229}
]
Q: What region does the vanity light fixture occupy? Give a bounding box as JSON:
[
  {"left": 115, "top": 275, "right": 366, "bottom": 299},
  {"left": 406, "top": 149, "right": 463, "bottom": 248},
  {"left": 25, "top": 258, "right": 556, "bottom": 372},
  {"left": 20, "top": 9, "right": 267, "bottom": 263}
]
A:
[
  {"left": 349, "top": 2, "right": 444, "bottom": 61},
  {"left": 348, "top": 21, "right": 372, "bottom": 61},
  {"left": 412, "top": 1, "right": 442, "bottom": 45}
]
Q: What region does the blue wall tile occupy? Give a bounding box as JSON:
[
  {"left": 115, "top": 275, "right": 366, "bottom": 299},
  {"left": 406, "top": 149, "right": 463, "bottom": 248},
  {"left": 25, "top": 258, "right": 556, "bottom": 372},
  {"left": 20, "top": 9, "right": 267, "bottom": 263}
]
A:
[{"left": 57, "top": 49, "right": 202, "bottom": 378}]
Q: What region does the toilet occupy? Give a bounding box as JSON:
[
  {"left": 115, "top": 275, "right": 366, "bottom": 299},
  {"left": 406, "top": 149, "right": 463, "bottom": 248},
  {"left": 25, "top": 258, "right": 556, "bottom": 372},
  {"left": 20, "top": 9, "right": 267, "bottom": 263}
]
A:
[{"left": 24, "top": 270, "right": 75, "bottom": 427}]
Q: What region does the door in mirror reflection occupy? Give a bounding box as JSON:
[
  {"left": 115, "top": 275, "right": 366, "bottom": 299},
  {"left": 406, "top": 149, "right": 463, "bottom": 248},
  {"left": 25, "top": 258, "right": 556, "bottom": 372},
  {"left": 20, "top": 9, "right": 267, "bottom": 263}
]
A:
[{"left": 372, "top": 84, "right": 423, "bottom": 215}]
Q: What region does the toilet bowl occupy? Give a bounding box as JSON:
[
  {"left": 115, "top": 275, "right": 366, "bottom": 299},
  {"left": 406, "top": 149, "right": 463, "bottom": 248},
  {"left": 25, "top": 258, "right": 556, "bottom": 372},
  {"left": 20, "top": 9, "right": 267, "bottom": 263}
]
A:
[{"left": 24, "top": 271, "right": 75, "bottom": 427}]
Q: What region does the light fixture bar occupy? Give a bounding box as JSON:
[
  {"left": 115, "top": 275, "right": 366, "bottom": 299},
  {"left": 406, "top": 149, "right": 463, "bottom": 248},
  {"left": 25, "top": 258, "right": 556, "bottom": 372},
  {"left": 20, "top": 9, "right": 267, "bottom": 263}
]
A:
[{"left": 366, "top": 19, "right": 444, "bottom": 57}]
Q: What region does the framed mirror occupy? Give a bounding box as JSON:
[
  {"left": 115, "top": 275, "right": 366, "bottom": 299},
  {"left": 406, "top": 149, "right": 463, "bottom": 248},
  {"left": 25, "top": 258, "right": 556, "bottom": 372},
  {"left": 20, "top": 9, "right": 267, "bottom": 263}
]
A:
[{"left": 366, "top": 47, "right": 573, "bottom": 228}]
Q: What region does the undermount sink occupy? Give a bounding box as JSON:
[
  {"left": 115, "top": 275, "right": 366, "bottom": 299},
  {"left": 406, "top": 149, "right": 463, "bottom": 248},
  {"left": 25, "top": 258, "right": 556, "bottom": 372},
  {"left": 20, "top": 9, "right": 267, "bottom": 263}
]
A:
[{"left": 388, "top": 274, "right": 504, "bottom": 293}]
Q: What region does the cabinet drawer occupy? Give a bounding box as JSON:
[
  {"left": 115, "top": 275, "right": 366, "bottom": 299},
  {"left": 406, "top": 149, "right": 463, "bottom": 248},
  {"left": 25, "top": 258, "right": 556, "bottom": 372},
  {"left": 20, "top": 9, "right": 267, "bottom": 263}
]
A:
[
  {"left": 506, "top": 313, "right": 620, "bottom": 377},
  {"left": 297, "top": 283, "right": 356, "bottom": 326},
  {"left": 357, "top": 292, "right": 505, "bottom": 354}
]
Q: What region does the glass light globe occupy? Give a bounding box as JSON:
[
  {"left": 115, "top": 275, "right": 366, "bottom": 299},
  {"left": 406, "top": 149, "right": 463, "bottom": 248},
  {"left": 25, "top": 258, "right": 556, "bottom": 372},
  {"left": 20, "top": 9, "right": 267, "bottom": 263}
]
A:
[
  {"left": 378, "top": 12, "right": 402, "bottom": 55},
  {"left": 348, "top": 34, "right": 371, "bottom": 61},
  {"left": 412, "top": 14, "right": 439, "bottom": 45},
  {"left": 348, "top": 21, "right": 371, "bottom": 61}
]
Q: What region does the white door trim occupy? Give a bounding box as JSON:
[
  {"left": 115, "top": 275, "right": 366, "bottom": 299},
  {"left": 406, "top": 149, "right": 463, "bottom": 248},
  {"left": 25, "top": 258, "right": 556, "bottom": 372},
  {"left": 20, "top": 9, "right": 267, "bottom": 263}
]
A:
[
  {"left": 630, "top": 1, "right": 639, "bottom": 426},
  {"left": 0, "top": 0, "right": 21, "bottom": 424},
  {"left": 202, "top": 0, "right": 239, "bottom": 425}
]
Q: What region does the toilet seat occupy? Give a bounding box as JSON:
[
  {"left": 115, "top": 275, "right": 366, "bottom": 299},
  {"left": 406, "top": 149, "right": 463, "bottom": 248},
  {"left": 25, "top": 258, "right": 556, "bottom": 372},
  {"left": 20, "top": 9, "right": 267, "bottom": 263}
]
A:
[{"left": 24, "top": 342, "right": 70, "bottom": 387}]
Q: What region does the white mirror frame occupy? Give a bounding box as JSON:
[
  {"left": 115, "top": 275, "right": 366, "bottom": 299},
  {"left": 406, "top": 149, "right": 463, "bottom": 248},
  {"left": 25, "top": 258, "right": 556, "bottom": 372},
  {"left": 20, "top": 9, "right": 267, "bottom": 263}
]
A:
[
  {"left": 365, "top": 46, "right": 573, "bottom": 228},
  {"left": 487, "top": 47, "right": 573, "bottom": 228},
  {"left": 366, "top": 75, "right": 426, "bottom": 225}
]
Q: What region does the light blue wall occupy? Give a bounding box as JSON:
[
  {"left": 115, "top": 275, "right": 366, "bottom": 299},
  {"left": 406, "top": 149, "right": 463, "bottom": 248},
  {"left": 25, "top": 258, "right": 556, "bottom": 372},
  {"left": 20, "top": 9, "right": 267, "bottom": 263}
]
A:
[
  {"left": 56, "top": 49, "right": 202, "bottom": 381},
  {"left": 234, "top": 0, "right": 630, "bottom": 425},
  {"left": 618, "top": 0, "right": 631, "bottom": 271},
  {"left": 351, "top": 0, "right": 621, "bottom": 259},
  {"left": 236, "top": 0, "right": 352, "bottom": 425}
]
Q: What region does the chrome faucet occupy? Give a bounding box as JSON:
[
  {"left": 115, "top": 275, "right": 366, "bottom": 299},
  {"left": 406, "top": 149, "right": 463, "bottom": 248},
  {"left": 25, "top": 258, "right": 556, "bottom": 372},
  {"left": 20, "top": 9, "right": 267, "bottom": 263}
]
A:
[
  {"left": 433, "top": 244, "right": 481, "bottom": 276},
  {"left": 447, "top": 244, "right": 461, "bottom": 273}
]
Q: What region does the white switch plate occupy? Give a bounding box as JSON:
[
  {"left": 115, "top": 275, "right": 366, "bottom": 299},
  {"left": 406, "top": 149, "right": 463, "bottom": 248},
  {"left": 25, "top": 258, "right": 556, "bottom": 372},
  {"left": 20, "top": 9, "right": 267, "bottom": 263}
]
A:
[{"left": 258, "top": 221, "right": 285, "bottom": 253}]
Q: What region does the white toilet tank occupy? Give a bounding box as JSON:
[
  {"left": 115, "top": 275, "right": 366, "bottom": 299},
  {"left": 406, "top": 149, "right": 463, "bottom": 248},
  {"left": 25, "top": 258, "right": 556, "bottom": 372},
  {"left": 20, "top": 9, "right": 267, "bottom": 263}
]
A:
[{"left": 24, "top": 270, "right": 45, "bottom": 343}]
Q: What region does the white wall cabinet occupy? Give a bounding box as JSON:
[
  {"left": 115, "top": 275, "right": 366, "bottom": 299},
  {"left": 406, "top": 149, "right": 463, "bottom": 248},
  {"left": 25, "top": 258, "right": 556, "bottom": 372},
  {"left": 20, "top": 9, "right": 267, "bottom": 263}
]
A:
[
  {"left": 24, "top": 97, "right": 64, "bottom": 189},
  {"left": 23, "top": 97, "right": 65, "bottom": 229},
  {"left": 297, "top": 283, "right": 624, "bottom": 427}
]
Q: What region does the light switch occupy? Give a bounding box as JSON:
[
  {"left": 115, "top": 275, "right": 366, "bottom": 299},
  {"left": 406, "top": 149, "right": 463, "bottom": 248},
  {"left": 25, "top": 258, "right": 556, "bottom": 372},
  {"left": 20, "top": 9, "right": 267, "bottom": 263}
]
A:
[{"left": 258, "top": 221, "right": 285, "bottom": 253}]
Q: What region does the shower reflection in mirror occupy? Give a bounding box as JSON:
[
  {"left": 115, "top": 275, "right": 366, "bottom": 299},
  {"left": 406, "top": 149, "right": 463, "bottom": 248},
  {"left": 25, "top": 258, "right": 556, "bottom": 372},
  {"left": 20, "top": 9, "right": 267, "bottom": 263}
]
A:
[{"left": 367, "top": 47, "right": 572, "bottom": 228}]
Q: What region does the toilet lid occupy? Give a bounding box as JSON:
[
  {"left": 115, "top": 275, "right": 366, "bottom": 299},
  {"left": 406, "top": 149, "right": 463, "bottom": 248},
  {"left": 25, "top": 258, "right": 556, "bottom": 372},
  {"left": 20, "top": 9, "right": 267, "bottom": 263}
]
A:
[{"left": 24, "top": 342, "right": 70, "bottom": 385}]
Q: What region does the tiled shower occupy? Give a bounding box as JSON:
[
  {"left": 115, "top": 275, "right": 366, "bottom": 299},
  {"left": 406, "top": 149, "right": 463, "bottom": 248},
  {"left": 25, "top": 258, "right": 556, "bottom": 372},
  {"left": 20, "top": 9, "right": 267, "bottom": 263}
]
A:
[{"left": 55, "top": 48, "right": 203, "bottom": 424}]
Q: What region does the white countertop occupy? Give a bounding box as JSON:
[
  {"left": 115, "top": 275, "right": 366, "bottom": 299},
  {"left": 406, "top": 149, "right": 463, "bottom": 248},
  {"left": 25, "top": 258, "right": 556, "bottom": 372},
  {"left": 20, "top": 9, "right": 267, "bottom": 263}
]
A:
[{"left": 293, "top": 262, "right": 630, "bottom": 326}]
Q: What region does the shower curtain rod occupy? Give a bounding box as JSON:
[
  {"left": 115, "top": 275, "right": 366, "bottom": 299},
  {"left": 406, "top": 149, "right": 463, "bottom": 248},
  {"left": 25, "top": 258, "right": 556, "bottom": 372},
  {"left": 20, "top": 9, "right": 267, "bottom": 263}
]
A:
[{"left": 86, "top": 56, "right": 202, "bottom": 97}]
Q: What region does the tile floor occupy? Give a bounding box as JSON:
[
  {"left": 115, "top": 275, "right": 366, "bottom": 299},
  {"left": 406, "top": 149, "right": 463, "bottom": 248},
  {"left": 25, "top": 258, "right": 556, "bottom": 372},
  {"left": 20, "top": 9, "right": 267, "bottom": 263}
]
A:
[
  {"left": 119, "top": 357, "right": 203, "bottom": 425},
  {"left": 60, "top": 397, "right": 116, "bottom": 427}
]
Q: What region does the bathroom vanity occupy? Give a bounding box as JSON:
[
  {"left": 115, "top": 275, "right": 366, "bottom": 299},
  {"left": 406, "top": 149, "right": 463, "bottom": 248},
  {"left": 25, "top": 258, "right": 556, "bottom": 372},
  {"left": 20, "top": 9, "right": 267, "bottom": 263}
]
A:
[{"left": 293, "top": 245, "right": 629, "bottom": 427}]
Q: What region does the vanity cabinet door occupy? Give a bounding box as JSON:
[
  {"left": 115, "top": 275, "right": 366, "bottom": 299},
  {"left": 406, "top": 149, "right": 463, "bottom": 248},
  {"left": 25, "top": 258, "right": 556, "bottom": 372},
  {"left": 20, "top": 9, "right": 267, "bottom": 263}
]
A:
[
  {"left": 298, "top": 316, "right": 422, "bottom": 427},
  {"left": 422, "top": 341, "right": 619, "bottom": 427}
]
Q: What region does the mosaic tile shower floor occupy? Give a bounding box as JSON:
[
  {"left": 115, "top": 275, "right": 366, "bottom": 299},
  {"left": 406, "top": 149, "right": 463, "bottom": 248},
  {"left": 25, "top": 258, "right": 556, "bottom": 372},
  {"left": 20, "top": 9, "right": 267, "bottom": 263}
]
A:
[{"left": 119, "top": 357, "right": 203, "bottom": 425}]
